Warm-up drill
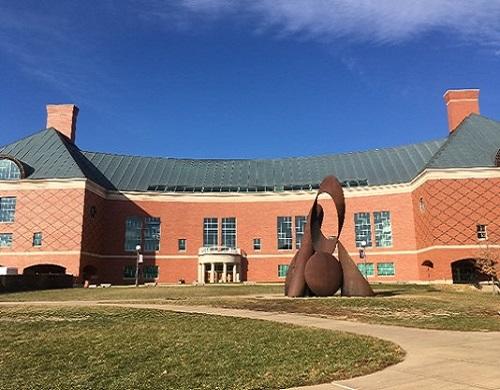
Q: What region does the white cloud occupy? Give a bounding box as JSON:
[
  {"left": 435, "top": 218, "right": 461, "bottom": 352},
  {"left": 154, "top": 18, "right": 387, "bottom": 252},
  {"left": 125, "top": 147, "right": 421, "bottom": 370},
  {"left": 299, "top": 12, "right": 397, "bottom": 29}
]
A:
[{"left": 169, "top": 0, "right": 500, "bottom": 45}]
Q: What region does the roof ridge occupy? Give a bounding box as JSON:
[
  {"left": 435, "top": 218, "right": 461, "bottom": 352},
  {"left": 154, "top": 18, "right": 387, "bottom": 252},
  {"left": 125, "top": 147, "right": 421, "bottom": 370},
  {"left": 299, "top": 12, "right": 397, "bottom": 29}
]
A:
[
  {"left": 421, "top": 114, "right": 482, "bottom": 170},
  {"left": 422, "top": 114, "right": 500, "bottom": 171},
  {"left": 52, "top": 131, "right": 87, "bottom": 178}
]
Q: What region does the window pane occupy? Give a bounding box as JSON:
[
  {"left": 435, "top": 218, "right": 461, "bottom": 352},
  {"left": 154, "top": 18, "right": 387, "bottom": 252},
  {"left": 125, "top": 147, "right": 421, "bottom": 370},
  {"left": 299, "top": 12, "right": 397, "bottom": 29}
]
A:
[
  {"left": 253, "top": 238, "right": 261, "bottom": 250},
  {"left": 0, "top": 233, "right": 12, "bottom": 247},
  {"left": 0, "top": 197, "right": 17, "bottom": 222},
  {"left": 123, "top": 265, "right": 135, "bottom": 278},
  {"left": 33, "top": 232, "right": 42, "bottom": 247},
  {"left": 203, "top": 218, "right": 218, "bottom": 247},
  {"left": 295, "top": 216, "right": 307, "bottom": 249},
  {"left": 124, "top": 217, "right": 142, "bottom": 251},
  {"left": 0, "top": 160, "right": 21, "bottom": 180},
  {"left": 354, "top": 212, "right": 372, "bottom": 247},
  {"left": 144, "top": 217, "right": 161, "bottom": 251},
  {"left": 222, "top": 217, "right": 236, "bottom": 248},
  {"left": 277, "top": 217, "right": 292, "bottom": 249},
  {"left": 476, "top": 224, "right": 487, "bottom": 240},
  {"left": 377, "top": 262, "right": 395, "bottom": 276},
  {"left": 143, "top": 265, "right": 159, "bottom": 280},
  {"left": 357, "top": 262, "right": 374, "bottom": 276},
  {"left": 278, "top": 264, "right": 289, "bottom": 278},
  {"left": 178, "top": 239, "right": 186, "bottom": 251},
  {"left": 374, "top": 211, "right": 392, "bottom": 247}
]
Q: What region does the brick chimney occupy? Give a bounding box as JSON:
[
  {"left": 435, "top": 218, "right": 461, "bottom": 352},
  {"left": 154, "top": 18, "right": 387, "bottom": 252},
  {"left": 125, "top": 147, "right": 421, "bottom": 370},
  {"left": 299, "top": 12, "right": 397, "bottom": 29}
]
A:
[
  {"left": 46, "top": 104, "right": 79, "bottom": 143},
  {"left": 443, "top": 89, "right": 479, "bottom": 133}
]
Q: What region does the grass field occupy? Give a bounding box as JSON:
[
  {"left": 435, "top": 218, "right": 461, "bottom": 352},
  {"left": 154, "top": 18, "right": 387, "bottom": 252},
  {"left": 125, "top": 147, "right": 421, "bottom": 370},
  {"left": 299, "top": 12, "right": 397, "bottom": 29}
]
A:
[
  {"left": 1, "top": 283, "right": 499, "bottom": 331},
  {"left": 0, "top": 305, "right": 403, "bottom": 390},
  {"left": 0, "top": 284, "right": 283, "bottom": 302},
  {"left": 189, "top": 284, "right": 500, "bottom": 331}
]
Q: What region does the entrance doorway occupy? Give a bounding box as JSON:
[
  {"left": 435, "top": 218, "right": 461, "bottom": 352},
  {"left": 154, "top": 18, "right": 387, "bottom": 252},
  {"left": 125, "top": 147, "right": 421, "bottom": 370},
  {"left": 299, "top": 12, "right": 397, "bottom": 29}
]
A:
[{"left": 451, "top": 259, "right": 489, "bottom": 284}]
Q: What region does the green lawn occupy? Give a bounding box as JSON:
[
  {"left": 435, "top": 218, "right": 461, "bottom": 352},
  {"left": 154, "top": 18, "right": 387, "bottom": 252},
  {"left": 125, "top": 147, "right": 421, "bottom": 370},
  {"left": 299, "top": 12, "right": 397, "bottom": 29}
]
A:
[{"left": 0, "top": 306, "right": 403, "bottom": 390}]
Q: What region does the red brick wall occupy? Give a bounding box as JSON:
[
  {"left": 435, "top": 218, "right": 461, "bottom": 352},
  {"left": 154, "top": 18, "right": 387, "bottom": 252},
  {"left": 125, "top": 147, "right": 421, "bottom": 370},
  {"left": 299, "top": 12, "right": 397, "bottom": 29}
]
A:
[
  {"left": 2, "top": 175, "right": 498, "bottom": 285},
  {"left": 88, "top": 190, "right": 420, "bottom": 283}
]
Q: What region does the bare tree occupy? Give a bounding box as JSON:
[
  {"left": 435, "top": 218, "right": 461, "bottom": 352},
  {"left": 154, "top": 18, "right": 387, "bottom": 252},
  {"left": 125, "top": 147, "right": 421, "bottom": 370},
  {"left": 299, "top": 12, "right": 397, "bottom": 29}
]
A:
[{"left": 475, "top": 242, "right": 499, "bottom": 295}]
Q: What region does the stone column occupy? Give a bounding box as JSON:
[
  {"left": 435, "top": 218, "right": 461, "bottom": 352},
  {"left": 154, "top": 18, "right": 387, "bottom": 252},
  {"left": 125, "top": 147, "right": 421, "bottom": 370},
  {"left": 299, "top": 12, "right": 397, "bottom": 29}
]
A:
[
  {"left": 232, "top": 264, "right": 237, "bottom": 283},
  {"left": 198, "top": 263, "right": 205, "bottom": 284},
  {"left": 222, "top": 263, "right": 227, "bottom": 283},
  {"left": 210, "top": 263, "right": 215, "bottom": 284}
]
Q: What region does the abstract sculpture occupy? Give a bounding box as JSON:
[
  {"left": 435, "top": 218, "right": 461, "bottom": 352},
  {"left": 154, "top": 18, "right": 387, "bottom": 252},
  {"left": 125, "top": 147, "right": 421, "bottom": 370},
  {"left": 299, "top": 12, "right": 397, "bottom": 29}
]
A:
[{"left": 285, "top": 176, "right": 374, "bottom": 297}]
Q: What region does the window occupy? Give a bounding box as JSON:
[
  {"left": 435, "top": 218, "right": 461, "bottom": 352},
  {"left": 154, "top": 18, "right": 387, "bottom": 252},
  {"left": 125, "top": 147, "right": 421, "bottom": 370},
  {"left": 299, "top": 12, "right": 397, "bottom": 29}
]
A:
[
  {"left": 32, "top": 232, "right": 42, "bottom": 247},
  {"left": 277, "top": 216, "right": 293, "bottom": 249},
  {"left": 124, "top": 216, "right": 161, "bottom": 252},
  {"left": 178, "top": 239, "right": 186, "bottom": 251},
  {"left": 143, "top": 217, "right": 161, "bottom": 251},
  {"left": 278, "top": 264, "right": 289, "bottom": 278},
  {"left": 377, "top": 262, "right": 395, "bottom": 276},
  {"left": 123, "top": 265, "right": 135, "bottom": 279},
  {"left": 354, "top": 212, "right": 372, "bottom": 247},
  {"left": 0, "top": 233, "right": 12, "bottom": 248},
  {"left": 253, "top": 238, "right": 261, "bottom": 251},
  {"left": 203, "top": 218, "right": 218, "bottom": 247},
  {"left": 124, "top": 217, "right": 142, "bottom": 251},
  {"left": 222, "top": 217, "right": 237, "bottom": 248},
  {"left": 374, "top": 211, "right": 392, "bottom": 247},
  {"left": 295, "top": 216, "right": 307, "bottom": 249},
  {"left": 143, "top": 265, "right": 159, "bottom": 280},
  {"left": 476, "top": 224, "right": 488, "bottom": 240},
  {"left": 357, "top": 263, "right": 374, "bottom": 277},
  {"left": 0, "top": 197, "right": 16, "bottom": 222},
  {"left": 0, "top": 159, "right": 21, "bottom": 180}
]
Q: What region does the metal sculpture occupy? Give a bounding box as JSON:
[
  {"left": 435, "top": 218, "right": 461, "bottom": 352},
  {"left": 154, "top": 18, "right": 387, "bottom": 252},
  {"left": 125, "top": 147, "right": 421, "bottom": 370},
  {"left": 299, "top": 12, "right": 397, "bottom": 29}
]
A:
[{"left": 285, "top": 176, "right": 374, "bottom": 297}]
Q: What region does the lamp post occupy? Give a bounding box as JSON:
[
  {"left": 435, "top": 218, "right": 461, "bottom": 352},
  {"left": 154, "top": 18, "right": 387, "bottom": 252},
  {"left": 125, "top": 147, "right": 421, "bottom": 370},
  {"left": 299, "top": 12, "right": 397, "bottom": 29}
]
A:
[
  {"left": 135, "top": 244, "right": 142, "bottom": 287},
  {"left": 359, "top": 240, "right": 368, "bottom": 278}
]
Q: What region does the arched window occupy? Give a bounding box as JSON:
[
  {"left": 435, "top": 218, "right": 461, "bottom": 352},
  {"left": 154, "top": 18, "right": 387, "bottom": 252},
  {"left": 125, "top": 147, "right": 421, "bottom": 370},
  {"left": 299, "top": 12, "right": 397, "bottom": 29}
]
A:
[{"left": 0, "top": 158, "right": 22, "bottom": 180}]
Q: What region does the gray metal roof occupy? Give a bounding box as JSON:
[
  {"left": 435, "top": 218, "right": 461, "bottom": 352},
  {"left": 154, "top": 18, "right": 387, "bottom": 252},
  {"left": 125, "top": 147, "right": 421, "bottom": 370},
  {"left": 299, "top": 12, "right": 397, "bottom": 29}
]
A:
[
  {"left": 1, "top": 114, "right": 498, "bottom": 192},
  {"left": 425, "top": 114, "right": 500, "bottom": 169},
  {"left": 0, "top": 129, "right": 86, "bottom": 180},
  {"left": 80, "top": 139, "right": 444, "bottom": 192}
]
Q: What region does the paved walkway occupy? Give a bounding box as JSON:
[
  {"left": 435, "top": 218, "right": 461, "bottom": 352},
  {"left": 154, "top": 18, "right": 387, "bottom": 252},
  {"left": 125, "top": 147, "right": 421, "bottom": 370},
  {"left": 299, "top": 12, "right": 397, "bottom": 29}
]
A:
[{"left": 3, "top": 301, "right": 500, "bottom": 389}]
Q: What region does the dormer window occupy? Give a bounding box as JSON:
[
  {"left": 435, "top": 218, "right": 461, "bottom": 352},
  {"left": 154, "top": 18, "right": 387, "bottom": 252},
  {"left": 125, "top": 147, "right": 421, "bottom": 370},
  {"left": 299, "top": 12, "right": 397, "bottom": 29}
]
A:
[{"left": 0, "top": 158, "right": 22, "bottom": 180}]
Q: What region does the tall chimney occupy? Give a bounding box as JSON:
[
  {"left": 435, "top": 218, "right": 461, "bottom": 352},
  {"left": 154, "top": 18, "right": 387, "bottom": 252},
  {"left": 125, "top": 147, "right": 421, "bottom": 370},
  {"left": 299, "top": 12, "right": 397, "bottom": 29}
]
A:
[
  {"left": 46, "top": 104, "right": 79, "bottom": 143},
  {"left": 443, "top": 89, "right": 479, "bottom": 133}
]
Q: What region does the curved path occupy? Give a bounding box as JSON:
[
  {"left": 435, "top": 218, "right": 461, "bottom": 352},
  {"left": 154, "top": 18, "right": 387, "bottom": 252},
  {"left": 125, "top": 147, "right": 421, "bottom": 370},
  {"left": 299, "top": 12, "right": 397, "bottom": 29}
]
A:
[{"left": 3, "top": 301, "right": 500, "bottom": 389}]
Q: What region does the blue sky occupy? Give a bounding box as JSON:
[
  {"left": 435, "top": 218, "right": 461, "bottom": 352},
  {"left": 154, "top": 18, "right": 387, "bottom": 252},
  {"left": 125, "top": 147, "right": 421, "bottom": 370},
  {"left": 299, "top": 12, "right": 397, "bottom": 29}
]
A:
[{"left": 2, "top": 0, "right": 500, "bottom": 159}]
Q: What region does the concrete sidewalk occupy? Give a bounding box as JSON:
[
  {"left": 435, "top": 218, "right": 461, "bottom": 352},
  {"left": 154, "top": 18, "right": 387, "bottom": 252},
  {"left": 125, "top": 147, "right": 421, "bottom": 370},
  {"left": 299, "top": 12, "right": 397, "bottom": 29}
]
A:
[{"left": 3, "top": 301, "right": 500, "bottom": 389}]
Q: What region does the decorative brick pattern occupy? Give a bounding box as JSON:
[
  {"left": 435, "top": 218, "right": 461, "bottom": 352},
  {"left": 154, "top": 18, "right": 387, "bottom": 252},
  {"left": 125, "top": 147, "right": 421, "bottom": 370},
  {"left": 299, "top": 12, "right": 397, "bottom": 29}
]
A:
[
  {"left": 0, "top": 189, "right": 85, "bottom": 252},
  {"left": 413, "top": 178, "right": 500, "bottom": 247}
]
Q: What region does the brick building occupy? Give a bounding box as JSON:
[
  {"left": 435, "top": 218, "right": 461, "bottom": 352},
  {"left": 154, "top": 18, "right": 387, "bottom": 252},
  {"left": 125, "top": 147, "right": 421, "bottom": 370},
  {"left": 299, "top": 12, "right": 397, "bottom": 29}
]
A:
[{"left": 0, "top": 89, "right": 499, "bottom": 285}]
